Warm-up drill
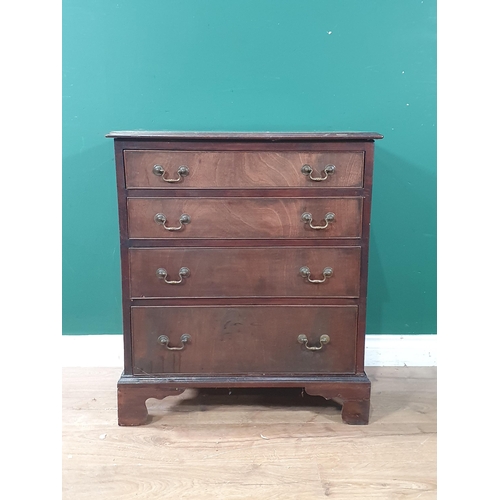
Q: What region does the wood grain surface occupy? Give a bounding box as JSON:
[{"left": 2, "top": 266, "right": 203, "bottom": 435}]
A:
[
  {"left": 127, "top": 197, "right": 362, "bottom": 239},
  {"left": 107, "top": 131, "right": 384, "bottom": 140},
  {"left": 131, "top": 305, "right": 358, "bottom": 375},
  {"left": 129, "top": 246, "right": 361, "bottom": 299},
  {"left": 62, "top": 366, "right": 436, "bottom": 499},
  {"left": 124, "top": 150, "right": 364, "bottom": 189}
]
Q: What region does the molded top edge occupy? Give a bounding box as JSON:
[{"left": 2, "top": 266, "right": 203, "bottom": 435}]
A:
[{"left": 106, "top": 131, "right": 383, "bottom": 140}]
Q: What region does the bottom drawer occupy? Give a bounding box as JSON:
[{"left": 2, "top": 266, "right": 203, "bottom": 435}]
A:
[{"left": 131, "top": 305, "right": 358, "bottom": 375}]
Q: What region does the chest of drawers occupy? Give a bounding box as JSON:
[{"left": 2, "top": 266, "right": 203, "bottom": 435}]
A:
[{"left": 107, "top": 131, "right": 383, "bottom": 426}]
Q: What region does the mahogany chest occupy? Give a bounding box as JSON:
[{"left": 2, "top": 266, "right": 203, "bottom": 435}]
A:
[{"left": 107, "top": 131, "right": 383, "bottom": 425}]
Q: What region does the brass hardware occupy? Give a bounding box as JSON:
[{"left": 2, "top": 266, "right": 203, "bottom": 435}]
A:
[
  {"left": 156, "top": 267, "right": 190, "bottom": 284},
  {"left": 157, "top": 334, "right": 191, "bottom": 350},
  {"left": 301, "top": 212, "right": 335, "bottom": 230},
  {"left": 299, "top": 266, "right": 333, "bottom": 283},
  {"left": 152, "top": 164, "right": 189, "bottom": 183},
  {"left": 301, "top": 164, "right": 335, "bottom": 182},
  {"left": 154, "top": 213, "right": 191, "bottom": 231},
  {"left": 297, "top": 334, "right": 330, "bottom": 350}
]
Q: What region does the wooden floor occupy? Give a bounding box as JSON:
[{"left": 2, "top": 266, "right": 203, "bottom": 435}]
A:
[{"left": 62, "top": 367, "right": 436, "bottom": 499}]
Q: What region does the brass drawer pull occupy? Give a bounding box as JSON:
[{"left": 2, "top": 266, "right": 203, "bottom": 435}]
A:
[
  {"left": 154, "top": 213, "right": 191, "bottom": 231},
  {"left": 297, "top": 334, "right": 330, "bottom": 351},
  {"left": 152, "top": 164, "right": 189, "bottom": 183},
  {"left": 156, "top": 267, "right": 190, "bottom": 284},
  {"left": 299, "top": 266, "right": 333, "bottom": 283},
  {"left": 301, "top": 212, "right": 335, "bottom": 230},
  {"left": 301, "top": 164, "right": 335, "bottom": 182},
  {"left": 157, "top": 334, "right": 191, "bottom": 350}
]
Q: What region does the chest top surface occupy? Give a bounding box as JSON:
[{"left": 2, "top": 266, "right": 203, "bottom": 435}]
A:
[{"left": 106, "top": 131, "right": 383, "bottom": 141}]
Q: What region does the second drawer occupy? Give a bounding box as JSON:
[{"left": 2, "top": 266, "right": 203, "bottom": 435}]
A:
[
  {"left": 128, "top": 197, "right": 362, "bottom": 239},
  {"left": 129, "top": 246, "right": 361, "bottom": 298}
]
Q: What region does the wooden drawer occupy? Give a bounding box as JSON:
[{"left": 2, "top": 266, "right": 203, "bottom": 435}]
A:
[
  {"left": 129, "top": 247, "right": 361, "bottom": 298},
  {"left": 124, "top": 150, "right": 364, "bottom": 189},
  {"left": 128, "top": 197, "right": 362, "bottom": 239},
  {"left": 131, "top": 305, "right": 358, "bottom": 375}
]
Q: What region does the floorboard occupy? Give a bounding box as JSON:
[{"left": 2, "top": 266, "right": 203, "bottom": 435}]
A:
[{"left": 62, "top": 366, "right": 436, "bottom": 499}]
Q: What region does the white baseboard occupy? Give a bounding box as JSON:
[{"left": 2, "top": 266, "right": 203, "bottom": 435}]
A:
[
  {"left": 61, "top": 334, "right": 436, "bottom": 367},
  {"left": 364, "top": 334, "right": 436, "bottom": 366}
]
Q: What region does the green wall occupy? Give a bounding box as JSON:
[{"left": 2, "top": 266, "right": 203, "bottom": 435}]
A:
[{"left": 62, "top": 0, "right": 436, "bottom": 335}]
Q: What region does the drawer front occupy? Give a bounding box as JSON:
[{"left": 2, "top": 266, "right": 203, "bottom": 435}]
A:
[
  {"left": 124, "top": 150, "right": 364, "bottom": 189},
  {"left": 131, "top": 305, "right": 358, "bottom": 374},
  {"left": 129, "top": 247, "right": 361, "bottom": 298},
  {"left": 128, "top": 197, "right": 362, "bottom": 239}
]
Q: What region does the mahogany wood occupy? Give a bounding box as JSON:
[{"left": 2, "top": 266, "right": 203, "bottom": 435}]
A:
[
  {"left": 113, "top": 141, "right": 133, "bottom": 374},
  {"left": 116, "top": 373, "right": 371, "bottom": 426},
  {"left": 126, "top": 187, "right": 366, "bottom": 198},
  {"left": 131, "top": 305, "right": 358, "bottom": 375},
  {"left": 124, "top": 150, "right": 364, "bottom": 189},
  {"left": 128, "top": 246, "right": 361, "bottom": 299},
  {"left": 356, "top": 141, "right": 375, "bottom": 373},
  {"left": 127, "top": 197, "right": 362, "bottom": 239},
  {"left": 117, "top": 384, "right": 185, "bottom": 426},
  {"left": 107, "top": 131, "right": 383, "bottom": 140},
  {"left": 109, "top": 131, "right": 382, "bottom": 425},
  {"left": 304, "top": 377, "right": 371, "bottom": 425},
  {"left": 127, "top": 238, "right": 362, "bottom": 248}
]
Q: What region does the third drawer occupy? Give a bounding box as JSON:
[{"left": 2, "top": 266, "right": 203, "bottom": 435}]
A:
[{"left": 129, "top": 246, "right": 361, "bottom": 298}]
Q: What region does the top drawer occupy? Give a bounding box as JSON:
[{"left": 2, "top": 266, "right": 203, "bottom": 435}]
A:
[{"left": 123, "top": 150, "right": 364, "bottom": 189}]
